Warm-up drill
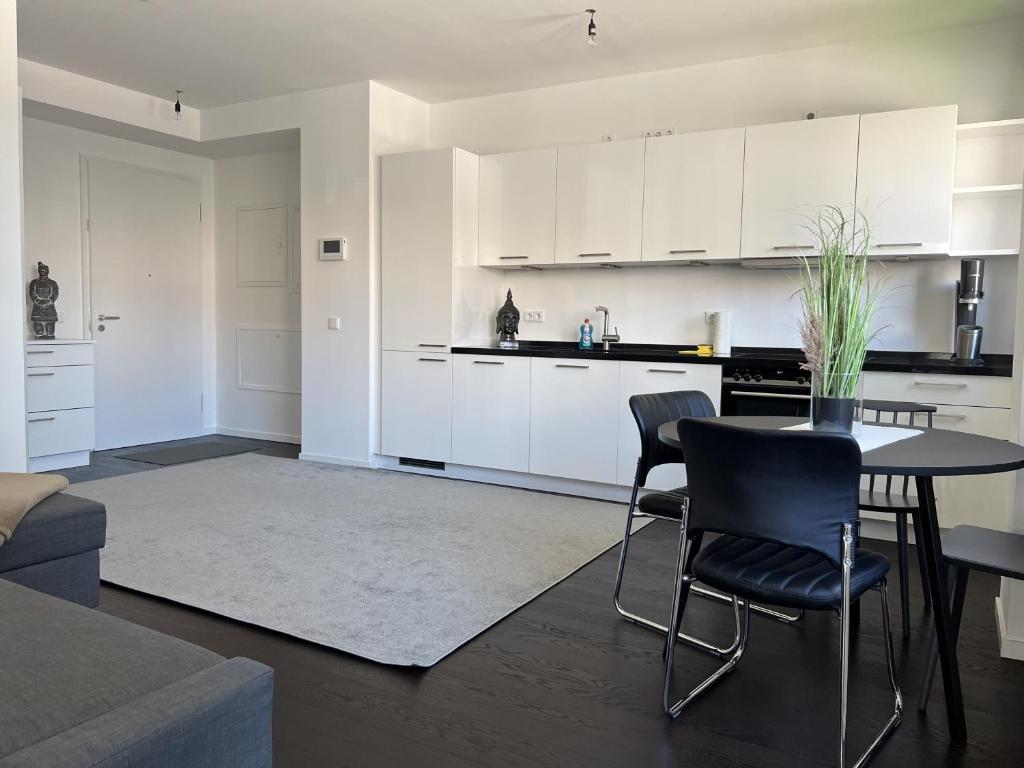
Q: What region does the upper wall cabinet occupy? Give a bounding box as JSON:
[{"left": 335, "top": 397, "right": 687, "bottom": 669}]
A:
[
  {"left": 642, "top": 128, "right": 744, "bottom": 263},
  {"left": 555, "top": 138, "right": 645, "bottom": 264},
  {"left": 382, "top": 148, "right": 480, "bottom": 352},
  {"left": 479, "top": 148, "right": 556, "bottom": 266},
  {"left": 740, "top": 115, "right": 860, "bottom": 260},
  {"left": 857, "top": 106, "right": 957, "bottom": 257}
]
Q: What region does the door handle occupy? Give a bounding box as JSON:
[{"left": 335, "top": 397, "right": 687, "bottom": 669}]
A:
[{"left": 97, "top": 314, "right": 121, "bottom": 321}]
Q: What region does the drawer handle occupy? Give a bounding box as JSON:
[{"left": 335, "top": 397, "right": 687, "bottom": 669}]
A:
[
  {"left": 28, "top": 416, "right": 56, "bottom": 422},
  {"left": 418, "top": 343, "right": 447, "bottom": 348},
  {"left": 578, "top": 252, "right": 612, "bottom": 258},
  {"left": 555, "top": 364, "right": 590, "bottom": 369},
  {"left": 876, "top": 242, "right": 923, "bottom": 248},
  {"left": 648, "top": 368, "right": 687, "bottom": 374},
  {"left": 934, "top": 413, "right": 967, "bottom": 422},
  {"left": 26, "top": 350, "right": 55, "bottom": 355},
  {"left": 668, "top": 249, "right": 707, "bottom": 255},
  {"left": 473, "top": 360, "right": 505, "bottom": 365},
  {"left": 499, "top": 256, "right": 529, "bottom": 260},
  {"left": 913, "top": 379, "right": 967, "bottom": 388},
  {"left": 418, "top": 357, "right": 447, "bottom": 363},
  {"left": 26, "top": 372, "right": 56, "bottom": 377}
]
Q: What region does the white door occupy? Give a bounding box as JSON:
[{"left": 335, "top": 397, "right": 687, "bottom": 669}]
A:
[
  {"left": 85, "top": 158, "right": 203, "bottom": 449},
  {"left": 555, "top": 139, "right": 645, "bottom": 264},
  {"left": 380, "top": 351, "right": 453, "bottom": 462},
  {"left": 642, "top": 129, "right": 745, "bottom": 262},
  {"left": 740, "top": 116, "right": 860, "bottom": 259},
  {"left": 478, "top": 148, "right": 557, "bottom": 266},
  {"left": 451, "top": 355, "right": 531, "bottom": 472}
]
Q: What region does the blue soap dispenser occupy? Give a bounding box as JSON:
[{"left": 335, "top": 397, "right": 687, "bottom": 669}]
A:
[{"left": 579, "top": 318, "right": 594, "bottom": 350}]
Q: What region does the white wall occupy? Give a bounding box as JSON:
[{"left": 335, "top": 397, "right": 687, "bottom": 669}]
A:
[
  {"left": 214, "top": 150, "right": 301, "bottom": 442},
  {"left": 20, "top": 117, "right": 218, "bottom": 429},
  {"left": 432, "top": 18, "right": 1024, "bottom": 354},
  {"left": 0, "top": 0, "right": 26, "bottom": 472}
]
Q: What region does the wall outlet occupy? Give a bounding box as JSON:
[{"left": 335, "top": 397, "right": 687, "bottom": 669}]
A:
[
  {"left": 642, "top": 127, "right": 675, "bottom": 139},
  {"left": 524, "top": 309, "right": 545, "bottom": 323}
]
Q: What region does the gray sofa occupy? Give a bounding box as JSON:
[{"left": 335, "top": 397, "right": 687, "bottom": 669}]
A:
[{"left": 0, "top": 492, "right": 274, "bottom": 767}]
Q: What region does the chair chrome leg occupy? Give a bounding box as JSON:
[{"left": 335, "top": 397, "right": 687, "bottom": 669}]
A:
[{"left": 690, "top": 584, "right": 805, "bottom": 624}]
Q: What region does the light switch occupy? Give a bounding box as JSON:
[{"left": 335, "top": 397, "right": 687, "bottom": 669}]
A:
[{"left": 328, "top": 317, "right": 341, "bottom": 330}]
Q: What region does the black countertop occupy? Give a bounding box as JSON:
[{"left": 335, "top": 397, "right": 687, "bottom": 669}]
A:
[{"left": 450, "top": 342, "right": 1013, "bottom": 377}]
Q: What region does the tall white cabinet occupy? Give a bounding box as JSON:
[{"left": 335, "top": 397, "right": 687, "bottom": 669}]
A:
[
  {"left": 478, "top": 148, "right": 557, "bottom": 267},
  {"left": 740, "top": 115, "right": 860, "bottom": 259},
  {"left": 857, "top": 105, "right": 957, "bottom": 257}
]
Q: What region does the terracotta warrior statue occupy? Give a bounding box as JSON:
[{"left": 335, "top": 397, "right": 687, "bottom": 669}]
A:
[{"left": 28, "top": 262, "right": 59, "bottom": 340}]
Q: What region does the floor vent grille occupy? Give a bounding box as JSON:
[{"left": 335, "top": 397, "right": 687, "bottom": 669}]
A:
[{"left": 399, "top": 457, "right": 446, "bottom": 471}]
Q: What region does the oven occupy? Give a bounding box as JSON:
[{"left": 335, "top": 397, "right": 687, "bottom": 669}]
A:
[{"left": 720, "top": 364, "right": 811, "bottom": 418}]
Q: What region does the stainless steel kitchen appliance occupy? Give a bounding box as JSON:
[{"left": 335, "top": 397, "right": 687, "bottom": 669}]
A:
[{"left": 953, "top": 258, "right": 985, "bottom": 360}]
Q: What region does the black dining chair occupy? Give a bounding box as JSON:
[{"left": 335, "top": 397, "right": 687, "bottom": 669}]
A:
[
  {"left": 859, "top": 399, "right": 937, "bottom": 637},
  {"left": 668, "top": 420, "right": 902, "bottom": 768},
  {"left": 918, "top": 525, "right": 1024, "bottom": 711},
  {"left": 613, "top": 391, "right": 799, "bottom": 658}
]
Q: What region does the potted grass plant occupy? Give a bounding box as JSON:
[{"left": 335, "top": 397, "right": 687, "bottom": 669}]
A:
[{"left": 798, "top": 206, "right": 885, "bottom": 433}]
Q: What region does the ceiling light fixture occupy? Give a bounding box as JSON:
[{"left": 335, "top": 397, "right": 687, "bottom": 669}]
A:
[
  {"left": 174, "top": 90, "right": 183, "bottom": 120},
  {"left": 586, "top": 9, "right": 597, "bottom": 48}
]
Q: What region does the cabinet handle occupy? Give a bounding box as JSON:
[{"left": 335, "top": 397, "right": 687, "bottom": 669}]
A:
[
  {"left": 555, "top": 364, "right": 590, "bottom": 369},
  {"left": 418, "top": 357, "right": 447, "bottom": 363},
  {"left": 473, "top": 360, "right": 505, "bottom": 365},
  {"left": 578, "top": 252, "right": 612, "bottom": 258},
  {"left": 876, "top": 242, "right": 923, "bottom": 248},
  {"left": 26, "top": 350, "right": 55, "bottom": 355},
  {"left": 418, "top": 343, "right": 447, "bottom": 348},
  {"left": 26, "top": 372, "right": 55, "bottom": 377},
  {"left": 668, "top": 249, "right": 707, "bottom": 255},
  {"left": 28, "top": 416, "right": 56, "bottom": 422},
  {"left": 772, "top": 245, "right": 814, "bottom": 250},
  {"left": 913, "top": 379, "right": 967, "bottom": 389},
  {"left": 933, "top": 412, "right": 967, "bottom": 421},
  {"left": 499, "top": 256, "right": 529, "bottom": 260},
  {"left": 648, "top": 368, "right": 687, "bottom": 374}
]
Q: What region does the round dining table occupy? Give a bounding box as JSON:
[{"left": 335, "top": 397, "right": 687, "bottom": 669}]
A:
[{"left": 658, "top": 415, "right": 1024, "bottom": 745}]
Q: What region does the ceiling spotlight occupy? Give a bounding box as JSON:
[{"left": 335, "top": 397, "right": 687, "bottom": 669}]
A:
[
  {"left": 586, "top": 9, "right": 597, "bottom": 47},
  {"left": 174, "top": 90, "right": 183, "bottom": 120}
]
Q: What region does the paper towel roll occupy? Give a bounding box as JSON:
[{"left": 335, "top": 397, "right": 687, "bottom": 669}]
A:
[{"left": 712, "top": 310, "right": 732, "bottom": 356}]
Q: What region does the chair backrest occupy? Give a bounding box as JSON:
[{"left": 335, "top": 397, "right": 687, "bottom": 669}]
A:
[
  {"left": 677, "top": 419, "right": 862, "bottom": 567},
  {"left": 629, "top": 390, "right": 716, "bottom": 485}
]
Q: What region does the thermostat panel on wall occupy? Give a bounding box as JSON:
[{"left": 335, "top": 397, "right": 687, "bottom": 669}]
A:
[{"left": 319, "top": 237, "right": 347, "bottom": 261}]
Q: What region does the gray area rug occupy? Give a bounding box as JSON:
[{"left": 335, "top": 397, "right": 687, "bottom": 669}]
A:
[
  {"left": 112, "top": 440, "right": 255, "bottom": 465},
  {"left": 72, "top": 454, "right": 643, "bottom": 667}
]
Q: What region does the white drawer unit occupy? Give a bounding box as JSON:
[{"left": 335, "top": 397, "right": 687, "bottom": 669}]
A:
[
  {"left": 863, "top": 371, "right": 1013, "bottom": 408},
  {"left": 615, "top": 361, "right": 722, "bottom": 488},
  {"left": 24, "top": 341, "right": 95, "bottom": 471},
  {"left": 451, "top": 355, "right": 531, "bottom": 472},
  {"left": 529, "top": 357, "right": 620, "bottom": 483},
  {"left": 380, "top": 350, "right": 453, "bottom": 462}
]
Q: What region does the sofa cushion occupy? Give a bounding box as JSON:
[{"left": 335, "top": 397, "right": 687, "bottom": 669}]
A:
[
  {"left": 0, "top": 579, "right": 224, "bottom": 758},
  {"left": 0, "top": 493, "right": 106, "bottom": 573}
]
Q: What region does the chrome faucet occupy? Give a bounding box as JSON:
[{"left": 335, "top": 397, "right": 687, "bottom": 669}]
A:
[{"left": 594, "top": 306, "right": 620, "bottom": 351}]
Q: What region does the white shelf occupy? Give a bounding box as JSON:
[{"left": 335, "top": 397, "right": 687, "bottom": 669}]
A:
[
  {"left": 957, "top": 119, "right": 1024, "bottom": 139},
  {"left": 952, "top": 184, "right": 1023, "bottom": 199},
  {"left": 949, "top": 248, "right": 1019, "bottom": 258}
]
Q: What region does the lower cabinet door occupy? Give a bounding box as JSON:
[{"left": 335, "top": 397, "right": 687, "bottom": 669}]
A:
[
  {"left": 615, "top": 361, "right": 722, "bottom": 488},
  {"left": 451, "top": 356, "right": 531, "bottom": 472},
  {"left": 529, "top": 358, "right": 619, "bottom": 483},
  {"left": 381, "top": 351, "right": 452, "bottom": 462}
]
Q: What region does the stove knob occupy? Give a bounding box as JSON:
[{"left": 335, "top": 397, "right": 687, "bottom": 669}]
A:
[
  {"left": 753, "top": 374, "right": 763, "bottom": 383},
  {"left": 732, "top": 373, "right": 742, "bottom": 381},
  {"left": 742, "top": 373, "right": 752, "bottom": 382}
]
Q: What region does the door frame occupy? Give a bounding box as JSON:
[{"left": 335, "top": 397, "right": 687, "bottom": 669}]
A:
[{"left": 79, "top": 155, "right": 204, "bottom": 339}]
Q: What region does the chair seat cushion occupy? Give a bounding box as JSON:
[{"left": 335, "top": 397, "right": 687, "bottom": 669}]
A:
[
  {"left": 859, "top": 489, "right": 920, "bottom": 512},
  {"left": 637, "top": 487, "right": 688, "bottom": 519},
  {"left": 692, "top": 535, "right": 890, "bottom": 610}
]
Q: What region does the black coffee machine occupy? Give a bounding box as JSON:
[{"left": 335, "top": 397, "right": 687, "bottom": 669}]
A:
[{"left": 953, "top": 258, "right": 984, "bottom": 360}]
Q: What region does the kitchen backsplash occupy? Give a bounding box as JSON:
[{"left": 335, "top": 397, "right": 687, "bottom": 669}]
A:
[{"left": 504, "top": 258, "right": 1017, "bottom": 353}]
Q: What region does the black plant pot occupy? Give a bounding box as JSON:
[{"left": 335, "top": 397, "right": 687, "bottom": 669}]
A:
[{"left": 811, "top": 395, "right": 856, "bottom": 433}]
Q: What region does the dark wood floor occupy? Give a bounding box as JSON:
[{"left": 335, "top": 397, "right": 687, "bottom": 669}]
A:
[{"left": 93, "top": 460, "right": 1024, "bottom": 768}]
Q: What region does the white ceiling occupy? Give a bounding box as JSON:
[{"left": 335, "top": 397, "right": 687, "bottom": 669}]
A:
[{"left": 17, "top": 0, "right": 1024, "bottom": 108}]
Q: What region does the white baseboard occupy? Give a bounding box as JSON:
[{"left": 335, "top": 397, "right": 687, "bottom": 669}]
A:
[
  {"left": 994, "top": 596, "right": 1024, "bottom": 662},
  {"left": 216, "top": 427, "right": 301, "bottom": 445},
  {"left": 299, "top": 452, "right": 372, "bottom": 469}
]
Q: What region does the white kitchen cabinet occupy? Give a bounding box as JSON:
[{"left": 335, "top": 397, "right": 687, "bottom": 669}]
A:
[
  {"left": 529, "top": 358, "right": 620, "bottom": 483},
  {"left": 615, "top": 361, "right": 722, "bottom": 488},
  {"left": 380, "top": 351, "right": 453, "bottom": 462},
  {"left": 478, "top": 148, "right": 556, "bottom": 267},
  {"left": 382, "top": 148, "right": 482, "bottom": 352},
  {"left": 740, "top": 115, "right": 860, "bottom": 260},
  {"left": 642, "top": 129, "right": 744, "bottom": 263},
  {"left": 857, "top": 106, "right": 957, "bottom": 257},
  {"left": 451, "top": 355, "right": 531, "bottom": 472},
  {"left": 555, "top": 139, "right": 645, "bottom": 264}
]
